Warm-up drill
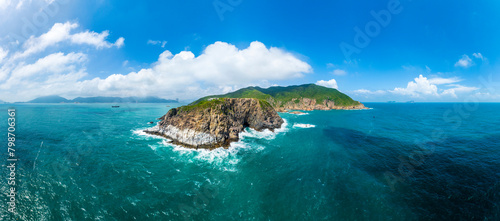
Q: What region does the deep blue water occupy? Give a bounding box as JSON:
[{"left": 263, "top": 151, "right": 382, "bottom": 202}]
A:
[{"left": 0, "top": 103, "right": 499, "bottom": 220}]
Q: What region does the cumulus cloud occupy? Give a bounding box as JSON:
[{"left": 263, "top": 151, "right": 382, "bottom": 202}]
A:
[
  {"left": 86, "top": 41, "right": 312, "bottom": 96},
  {"left": 391, "top": 75, "right": 477, "bottom": 98},
  {"left": 1, "top": 52, "right": 87, "bottom": 89},
  {"left": 392, "top": 75, "right": 439, "bottom": 97},
  {"left": 0, "top": 39, "right": 312, "bottom": 101},
  {"left": 14, "top": 22, "right": 124, "bottom": 59},
  {"left": 332, "top": 69, "right": 347, "bottom": 76},
  {"left": 316, "top": 79, "right": 338, "bottom": 89},
  {"left": 455, "top": 55, "right": 473, "bottom": 68}
]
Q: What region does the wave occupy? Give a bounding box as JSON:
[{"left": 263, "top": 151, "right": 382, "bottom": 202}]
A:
[
  {"left": 293, "top": 123, "right": 316, "bottom": 128},
  {"left": 285, "top": 112, "right": 309, "bottom": 116},
  {"left": 239, "top": 119, "right": 288, "bottom": 140},
  {"left": 345, "top": 108, "right": 374, "bottom": 111},
  {"left": 132, "top": 128, "right": 160, "bottom": 139},
  {"left": 133, "top": 118, "right": 289, "bottom": 169}
]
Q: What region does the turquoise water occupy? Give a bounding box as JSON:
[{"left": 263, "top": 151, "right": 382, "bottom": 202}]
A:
[{"left": 0, "top": 103, "right": 499, "bottom": 220}]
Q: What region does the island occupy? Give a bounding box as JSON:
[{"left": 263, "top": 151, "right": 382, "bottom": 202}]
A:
[
  {"left": 145, "top": 84, "right": 367, "bottom": 149},
  {"left": 144, "top": 98, "right": 283, "bottom": 149}
]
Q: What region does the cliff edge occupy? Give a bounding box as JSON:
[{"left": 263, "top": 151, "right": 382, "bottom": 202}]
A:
[{"left": 144, "top": 98, "right": 283, "bottom": 149}]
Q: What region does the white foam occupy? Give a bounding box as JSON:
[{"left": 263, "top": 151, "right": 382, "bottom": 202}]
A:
[
  {"left": 293, "top": 123, "right": 316, "bottom": 128},
  {"left": 240, "top": 118, "right": 289, "bottom": 140},
  {"left": 132, "top": 128, "right": 165, "bottom": 140},
  {"left": 134, "top": 118, "right": 290, "bottom": 169},
  {"left": 287, "top": 112, "right": 309, "bottom": 115},
  {"left": 345, "top": 108, "right": 374, "bottom": 111}
]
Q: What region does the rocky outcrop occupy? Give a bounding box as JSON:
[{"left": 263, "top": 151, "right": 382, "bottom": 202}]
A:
[
  {"left": 267, "top": 97, "right": 368, "bottom": 112},
  {"left": 144, "top": 98, "right": 283, "bottom": 149}
]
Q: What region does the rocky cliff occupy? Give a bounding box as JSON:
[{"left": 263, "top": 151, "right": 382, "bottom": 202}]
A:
[
  {"left": 267, "top": 97, "right": 368, "bottom": 112},
  {"left": 144, "top": 98, "right": 283, "bottom": 149}
]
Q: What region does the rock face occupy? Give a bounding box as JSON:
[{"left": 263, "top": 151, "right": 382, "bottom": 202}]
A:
[
  {"left": 144, "top": 98, "right": 283, "bottom": 149},
  {"left": 268, "top": 97, "right": 368, "bottom": 112}
]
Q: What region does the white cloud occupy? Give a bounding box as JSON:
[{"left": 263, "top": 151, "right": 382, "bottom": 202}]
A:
[
  {"left": 391, "top": 74, "right": 479, "bottom": 99},
  {"left": 71, "top": 31, "right": 125, "bottom": 49},
  {"left": 14, "top": 22, "right": 124, "bottom": 59},
  {"left": 316, "top": 79, "right": 338, "bottom": 89},
  {"left": 392, "top": 75, "right": 439, "bottom": 97},
  {"left": 0, "top": 40, "right": 312, "bottom": 101},
  {"left": 114, "top": 37, "right": 125, "bottom": 48},
  {"left": 1, "top": 52, "right": 87, "bottom": 90},
  {"left": 1, "top": 0, "right": 56, "bottom": 10},
  {"left": 0, "top": 47, "right": 8, "bottom": 63},
  {"left": 332, "top": 69, "right": 347, "bottom": 76},
  {"left": 455, "top": 55, "right": 473, "bottom": 68},
  {"left": 428, "top": 76, "right": 461, "bottom": 85},
  {"left": 473, "top": 52, "right": 485, "bottom": 60},
  {"left": 353, "top": 89, "right": 386, "bottom": 95},
  {"left": 0, "top": 0, "right": 12, "bottom": 10},
  {"left": 88, "top": 41, "right": 311, "bottom": 95},
  {"left": 442, "top": 85, "right": 479, "bottom": 98},
  {"left": 148, "top": 40, "right": 168, "bottom": 48}
]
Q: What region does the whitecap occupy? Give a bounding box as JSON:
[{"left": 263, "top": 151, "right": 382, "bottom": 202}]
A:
[
  {"left": 240, "top": 118, "right": 289, "bottom": 140},
  {"left": 293, "top": 123, "right": 316, "bottom": 128},
  {"left": 135, "top": 118, "right": 290, "bottom": 169},
  {"left": 286, "top": 112, "right": 309, "bottom": 115},
  {"left": 132, "top": 128, "right": 163, "bottom": 139}
]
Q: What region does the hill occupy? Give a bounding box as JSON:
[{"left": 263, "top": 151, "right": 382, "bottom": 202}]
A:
[
  {"left": 193, "top": 84, "right": 366, "bottom": 111},
  {"left": 27, "top": 95, "right": 69, "bottom": 103},
  {"left": 71, "top": 96, "right": 177, "bottom": 103},
  {"left": 144, "top": 98, "right": 283, "bottom": 149}
]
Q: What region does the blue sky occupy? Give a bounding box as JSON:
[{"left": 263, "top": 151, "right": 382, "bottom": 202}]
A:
[{"left": 0, "top": 0, "right": 499, "bottom": 102}]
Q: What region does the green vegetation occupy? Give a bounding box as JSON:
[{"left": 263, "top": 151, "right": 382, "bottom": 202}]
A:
[
  {"left": 179, "top": 98, "right": 226, "bottom": 112},
  {"left": 192, "top": 84, "right": 360, "bottom": 107},
  {"left": 258, "top": 99, "right": 274, "bottom": 111}
]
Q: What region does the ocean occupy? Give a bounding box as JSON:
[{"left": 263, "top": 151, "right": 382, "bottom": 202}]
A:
[{"left": 0, "top": 103, "right": 499, "bottom": 220}]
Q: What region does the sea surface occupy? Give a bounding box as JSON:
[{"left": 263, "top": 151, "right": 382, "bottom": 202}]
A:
[{"left": 0, "top": 103, "right": 499, "bottom": 220}]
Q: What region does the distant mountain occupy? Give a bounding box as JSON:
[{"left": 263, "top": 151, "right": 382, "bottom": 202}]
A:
[
  {"left": 71, "top": 96, "right": 177, "bottom": 103},
  {"left": 26, "top": 96, "right": 178, "bottom": 103},
  {"left": 193, "top": 84, "right": 367, "bottom": 111},
  {"left": 28, "top": 95, "right": 69, "bottom": 103}
]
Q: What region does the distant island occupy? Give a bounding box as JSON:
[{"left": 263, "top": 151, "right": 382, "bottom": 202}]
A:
[
  {"left": 145, "top": 84, "right": 367, "bottom": 149},
  {"left": 22, "top": 95, "right": 179, "bottom": 103}
]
